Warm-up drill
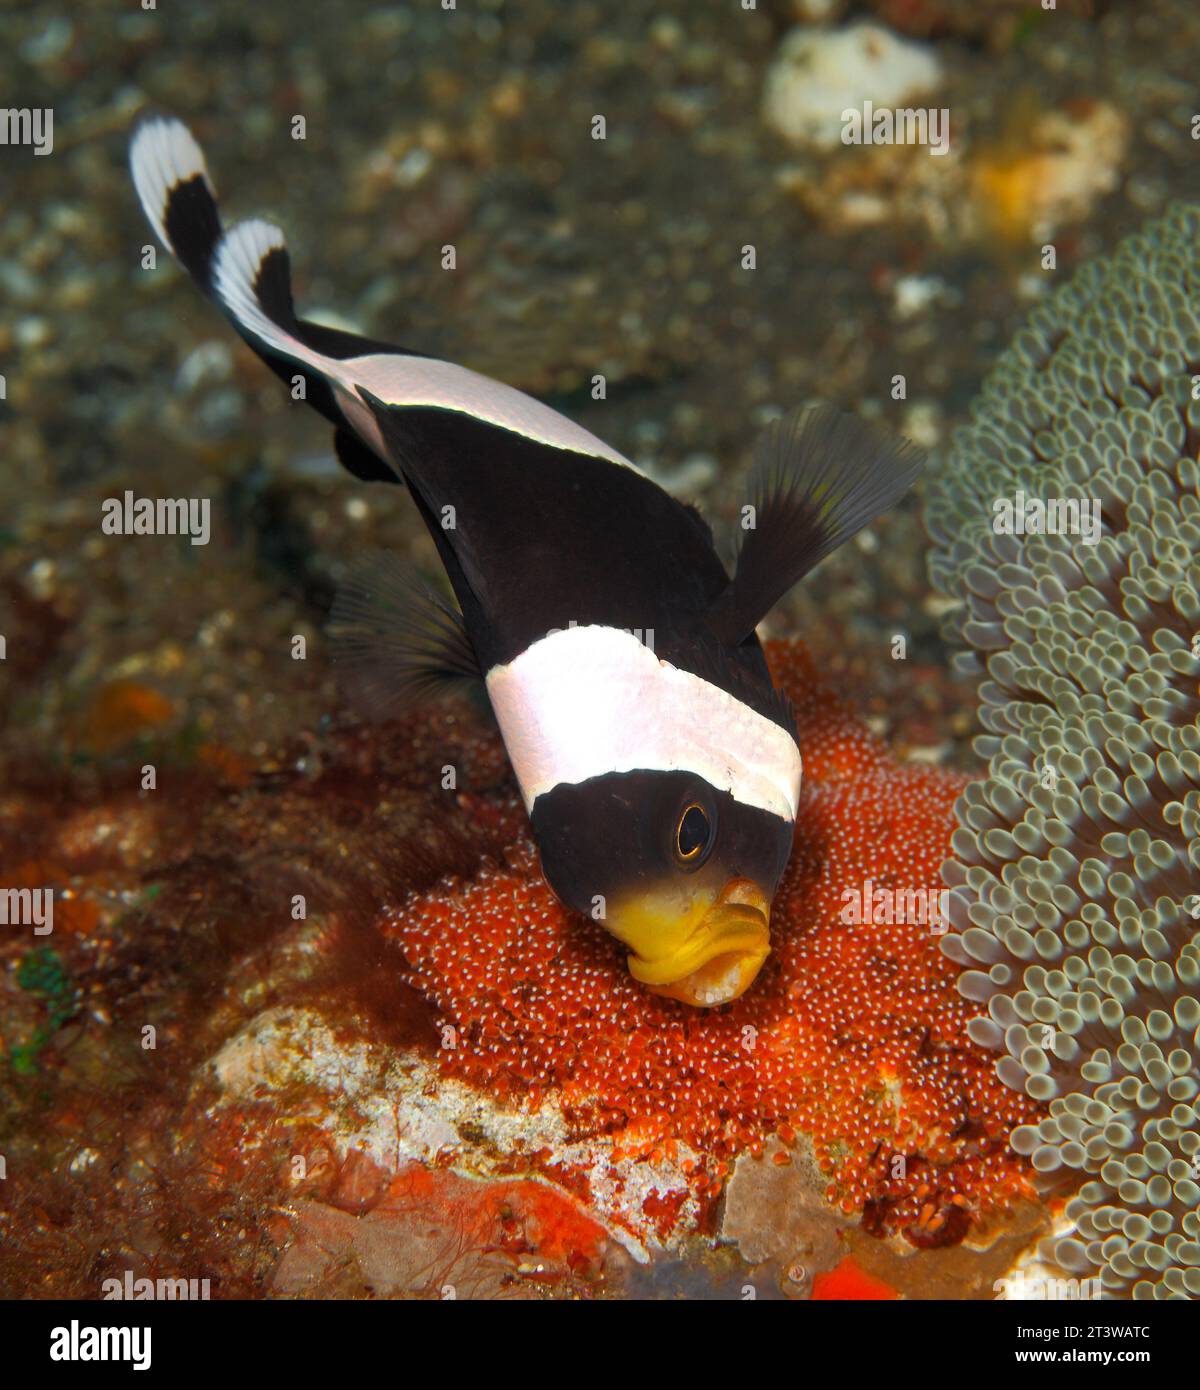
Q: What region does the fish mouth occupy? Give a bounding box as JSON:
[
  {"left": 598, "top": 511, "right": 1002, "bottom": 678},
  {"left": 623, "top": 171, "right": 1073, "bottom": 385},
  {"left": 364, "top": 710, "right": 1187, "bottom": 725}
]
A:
[{"left": 622, "top": 879, "right": 772, "bottom": 1008}]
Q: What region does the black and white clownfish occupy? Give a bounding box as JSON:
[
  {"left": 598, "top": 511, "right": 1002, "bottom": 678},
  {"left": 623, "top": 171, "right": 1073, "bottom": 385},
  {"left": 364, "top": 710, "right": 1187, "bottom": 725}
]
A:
[{"left": 129, "top": 116, "right": 921, "bottom": 1008}]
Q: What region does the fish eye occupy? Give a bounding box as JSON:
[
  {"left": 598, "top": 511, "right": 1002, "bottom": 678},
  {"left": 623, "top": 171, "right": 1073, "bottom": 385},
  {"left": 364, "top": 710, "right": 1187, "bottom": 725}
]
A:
[{"left": 674, "top": 801, "right": 714, "bottom": 867}]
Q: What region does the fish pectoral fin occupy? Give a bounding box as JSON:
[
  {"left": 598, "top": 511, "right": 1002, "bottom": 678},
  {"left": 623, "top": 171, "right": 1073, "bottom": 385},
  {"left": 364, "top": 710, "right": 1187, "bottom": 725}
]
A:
[
  {"left": 328, "top": 550, "right": 484, "bottom": 721},
  {"left": 707, "top": 403, "right": 923, "bottom": 646}
]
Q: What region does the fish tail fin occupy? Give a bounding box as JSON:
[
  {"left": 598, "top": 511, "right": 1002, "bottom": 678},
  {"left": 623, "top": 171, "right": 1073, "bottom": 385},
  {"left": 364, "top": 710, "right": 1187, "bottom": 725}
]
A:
[
  {"left": 130, "top": 115, "right": 404, "bottom": 486},
  {"left": 209, "top": 223, "right": 404, "bottom": 486},
  {"left": 130, "top": 115, "right": 225, "bottom": 290},
  {"left": 130, "top": 115, "right": 307, "bottom": 355},
  {"left": 210, "top": 217, "right": 306, "bottom": 353},
  {"left": 709, "top": 404, "right": 923, "bottom": 646}
]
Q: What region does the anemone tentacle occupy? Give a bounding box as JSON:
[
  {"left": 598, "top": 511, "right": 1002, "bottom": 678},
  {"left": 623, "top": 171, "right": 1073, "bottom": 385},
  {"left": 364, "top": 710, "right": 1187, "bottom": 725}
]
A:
[{"left": 928, "top": 204, "right": 1200, "bottom": 1299}]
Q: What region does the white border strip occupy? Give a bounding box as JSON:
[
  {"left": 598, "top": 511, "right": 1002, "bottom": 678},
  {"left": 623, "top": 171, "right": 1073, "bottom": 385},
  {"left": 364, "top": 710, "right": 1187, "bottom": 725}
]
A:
[
  {"left": 345, "top": 353, "right": 642, "bottom": 473},
  {"left": 210, "top": 225, "right": 640, "bottom": 474},
  {"left": 485, "top": 625, "right": 802, "bottom": 822}
]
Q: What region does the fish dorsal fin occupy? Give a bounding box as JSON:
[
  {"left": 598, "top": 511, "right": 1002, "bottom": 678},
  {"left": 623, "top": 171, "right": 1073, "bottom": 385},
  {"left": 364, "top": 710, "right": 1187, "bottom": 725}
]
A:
[
  {"left": 328, "top": 551, "right": 483, "bottom": 721},
  {"left": 708, "top": 404, "right": 923, "bottom": 646}
]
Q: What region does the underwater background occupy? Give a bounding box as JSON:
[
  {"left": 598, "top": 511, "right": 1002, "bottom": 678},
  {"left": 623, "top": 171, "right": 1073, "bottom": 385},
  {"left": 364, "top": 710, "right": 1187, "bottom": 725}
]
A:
[{"left": 1, "top": 0, "right": 1198, "bottom": 1300}]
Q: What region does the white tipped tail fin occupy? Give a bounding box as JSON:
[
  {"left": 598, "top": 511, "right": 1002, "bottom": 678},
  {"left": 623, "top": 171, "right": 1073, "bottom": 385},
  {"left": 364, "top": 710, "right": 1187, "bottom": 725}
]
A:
[
  {"left": 129, "top": 117, "right": 221, "bottom": 285},
  {"left": 211, "top": 219, "right": 298, "bottom": 353}
]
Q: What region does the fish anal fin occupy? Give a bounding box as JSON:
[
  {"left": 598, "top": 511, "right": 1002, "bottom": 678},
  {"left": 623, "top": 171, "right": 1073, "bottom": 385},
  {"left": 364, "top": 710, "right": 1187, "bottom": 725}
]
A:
[
  {"left": 709, "top": 404, "right": 923, "bottom": 645},
  {"left": 333, "top": 426, "right": 402, "bottom": 486},
  {"left": 328, "top": 551, "right": 483, "bottom": 722}
]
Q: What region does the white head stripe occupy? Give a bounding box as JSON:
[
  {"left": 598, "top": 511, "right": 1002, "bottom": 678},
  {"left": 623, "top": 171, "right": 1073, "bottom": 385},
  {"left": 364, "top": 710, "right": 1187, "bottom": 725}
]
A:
[{"left": 485, "top": 626, "right": 802, "bottom": 822}]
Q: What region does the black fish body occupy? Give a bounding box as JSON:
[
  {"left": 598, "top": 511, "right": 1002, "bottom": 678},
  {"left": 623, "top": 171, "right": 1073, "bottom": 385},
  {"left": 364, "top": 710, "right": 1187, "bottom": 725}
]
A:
[{"left": 130, "top": 117, "right": 920, "bottom": 1006}]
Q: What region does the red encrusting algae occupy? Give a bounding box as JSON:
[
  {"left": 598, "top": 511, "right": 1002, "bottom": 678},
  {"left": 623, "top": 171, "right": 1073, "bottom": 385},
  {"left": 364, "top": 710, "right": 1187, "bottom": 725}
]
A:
[
  {"left": 811, "top": 1255, "right": 898, "bottom": 1301},
  {"left": 380, "top": 642, "right": 1041, "bottom": 1245}
]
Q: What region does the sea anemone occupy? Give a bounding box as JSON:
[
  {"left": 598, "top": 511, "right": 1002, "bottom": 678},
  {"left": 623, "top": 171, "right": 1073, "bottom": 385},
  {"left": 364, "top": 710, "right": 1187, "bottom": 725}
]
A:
[{"left": 926, "top": 204, "right": 1200, "bottom": 1297}]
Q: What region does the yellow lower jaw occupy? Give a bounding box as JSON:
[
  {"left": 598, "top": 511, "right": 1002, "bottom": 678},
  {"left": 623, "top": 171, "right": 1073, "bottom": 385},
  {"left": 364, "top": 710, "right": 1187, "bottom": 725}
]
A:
[
  {"left": 642, "top": 946, "right": 768, "bottom": 1007},
  {"left": 622, "top": 897, "right": 771, "bottom": 1008}
]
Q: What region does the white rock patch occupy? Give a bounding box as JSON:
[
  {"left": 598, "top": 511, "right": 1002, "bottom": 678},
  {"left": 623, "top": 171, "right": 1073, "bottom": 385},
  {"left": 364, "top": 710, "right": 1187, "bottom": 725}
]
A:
[
  {"left": 206, "top": 1005, "right": 702, "bottom": 1260},
  {"left": 763, "top": 22, "right": 943, "bottom": 150}
]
